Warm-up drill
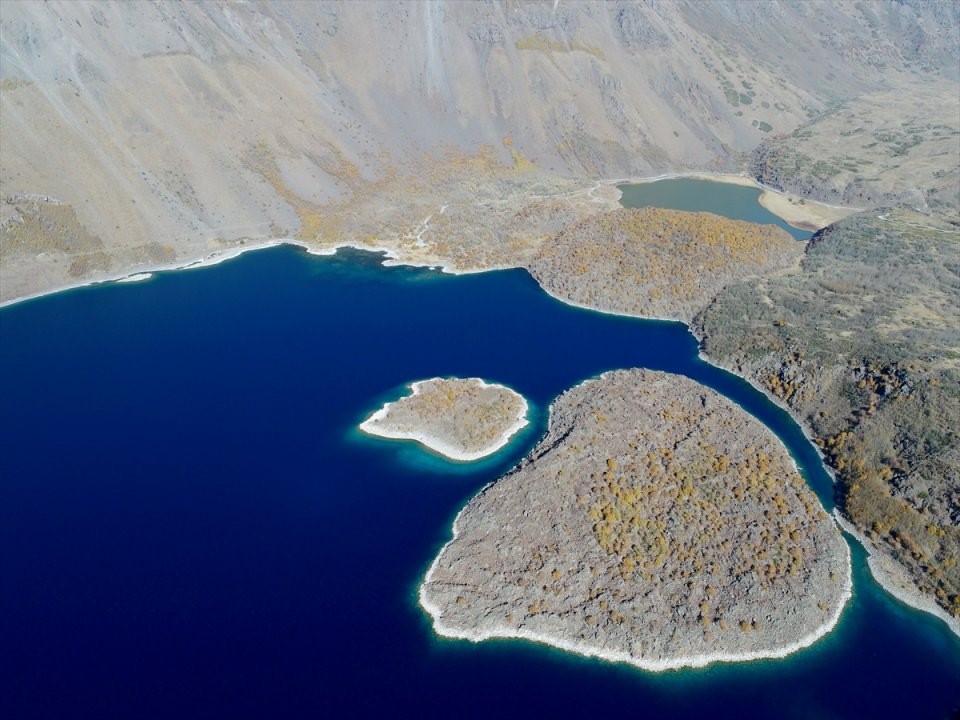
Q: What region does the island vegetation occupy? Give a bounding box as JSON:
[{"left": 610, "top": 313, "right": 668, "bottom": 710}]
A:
[
  {"left": 421, "top": 370, "right": 851, "bottom": 670},
  {"left": 359, "top": 377, "right": 528, "bottom": 462}
]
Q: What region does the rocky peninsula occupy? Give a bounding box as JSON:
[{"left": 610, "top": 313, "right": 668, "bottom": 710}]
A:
[
  {"left": 359, "top": 378, "right": 528, "bottom": 462},
  {"left": 527, "top": 207, "right": 801, "bottom": 323},
  {"left": 420, "top": 369, "right": 851, "bottom": 670}
]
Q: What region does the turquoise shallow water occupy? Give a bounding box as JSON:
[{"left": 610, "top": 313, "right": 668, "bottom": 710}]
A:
[
  {"left": 619, "top": 177, "right": 809, "bottom": 239},
  {"left": 1, "top": 185, "right": 958, "bottom": 719}
]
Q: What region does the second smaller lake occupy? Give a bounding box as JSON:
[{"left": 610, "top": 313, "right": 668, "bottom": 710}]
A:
[{"left": 618, "top": 178, "right": 809, "bottom": 240}]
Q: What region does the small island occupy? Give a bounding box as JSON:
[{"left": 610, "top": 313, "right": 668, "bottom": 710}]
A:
[
  {"left": 359, "top": 377, "right": 529, "bottom": 462},
  {"left": 420, "top": 369, "right": 851, "bottom": 670}
]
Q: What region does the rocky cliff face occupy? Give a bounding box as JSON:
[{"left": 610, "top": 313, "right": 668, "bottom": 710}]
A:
[{"left": 1, "top": 0, "right": 957, "bottom": 301}]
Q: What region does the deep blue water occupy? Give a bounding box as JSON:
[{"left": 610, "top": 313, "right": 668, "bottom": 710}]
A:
[{"left": 2, "top": 245, "right": 958, "bottom": 719}]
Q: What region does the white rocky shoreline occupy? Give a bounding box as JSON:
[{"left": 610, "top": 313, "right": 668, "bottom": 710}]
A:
[
  {"left": 420, "top": 504, "right": 853, "bottom": 672},
  {"left": 834, "top": 512, "right": 960, "bottom": 637},
  {"left": 359, "top": 378, "right": 529, "bottom": 462}
]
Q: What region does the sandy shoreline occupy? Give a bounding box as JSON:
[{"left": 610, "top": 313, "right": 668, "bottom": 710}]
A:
[
  {"left": 358, "top": 378, "right": 530, "bottom": 462},
  {"left": 757, "top": 191, "right": 856, "bottom": 229},
  {"left": 418, "top": 379, "right": 854, "bottom": 671},
  {"left": 610, "top": 170, "right": 761, "bottom": 189},
  {"left": 0, "top": 238, "right": 519, "bottom": 310},
  {"left": 0, "top": 240, "right": 288, "bottom": 309},
  {"left": 0, "top": 239, "right": 405, "bottom": 309},
  {"left": 116, "top": 272, "right": 153, "bottom": 283}
]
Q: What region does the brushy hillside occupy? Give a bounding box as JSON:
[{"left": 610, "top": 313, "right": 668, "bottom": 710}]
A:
[
  {"left": 695, "top": 208, "right": 960, "bottom": 620},
  {"left": 751, "top": 81, "right": 960, "bottom": 211},
  {"left": 528, "top": 207, "right": 801, "bottom": 322}
]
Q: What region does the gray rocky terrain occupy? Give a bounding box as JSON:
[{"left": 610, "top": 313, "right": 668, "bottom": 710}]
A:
[
  {"left": 751, "top": 81, "right": 960, "bottom": 211},
  {"left": 421, "top": 369, "right": 851, "bottom": 669},
  {"left": 694, "top": 208, "right": 960, "bottom": 624}
]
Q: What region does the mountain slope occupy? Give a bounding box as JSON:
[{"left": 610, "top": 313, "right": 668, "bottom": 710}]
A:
[{"left": 2, "top": 0, "right": 958, "bottom": 301}]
